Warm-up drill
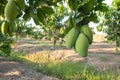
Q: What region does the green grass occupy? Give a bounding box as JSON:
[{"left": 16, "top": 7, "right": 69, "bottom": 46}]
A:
[
  {"left": 35, "top": 61, "right": 95, "bottom": 80},
  {"left": 2, "top": 52, "right": 120, "bottom": 80},
  {"left": 116, "top": 60, "right": 120, "bottom": 65},
  {"left": 98, "top": 56, "right": 110, "bottom": 61}
]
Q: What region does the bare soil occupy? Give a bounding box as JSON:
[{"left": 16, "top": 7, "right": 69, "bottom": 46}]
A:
[
  {"left": 0, "top": 57, "right": 60, "bottom": 80},
  {"left": 1, "top": 38, "right": 120, "bottom": 80}
]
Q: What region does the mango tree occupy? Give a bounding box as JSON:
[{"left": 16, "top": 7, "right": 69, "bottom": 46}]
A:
[
  {"left": 97, "top": 0, "right": 120, "bottom": 51},
  {"left": 39, "top": 2, "right": 68, "bottom": 46},
  {"left": 0, "top": 0, "right": 109, "bottom": 57}
]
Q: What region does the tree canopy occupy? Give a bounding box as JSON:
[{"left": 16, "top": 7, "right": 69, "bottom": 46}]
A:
[{"left": 0, "top": 0, "right": 120, "bottom": 56}]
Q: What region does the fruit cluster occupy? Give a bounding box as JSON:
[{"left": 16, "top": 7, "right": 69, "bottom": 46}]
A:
[
  {"left": 1, "top": 21, "right": 15, "bottom": 37},
  {"left": 65, "top": 25, "right": 93, "bottom": 57},
  {"left": 1, "top": 0, "right": 25, "bottom": 37}
]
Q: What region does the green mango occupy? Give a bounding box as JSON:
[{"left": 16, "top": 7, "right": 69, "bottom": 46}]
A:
[
  {"left": 81, "top": 25, "right": 93, "bottom": 44},
  {"left": 65, "top": 27, "right": 79, "bottom": 48},
  {"left": 1, "top": 21, "right": 8, "bottom": 35},
  {"left": 75, "top": 33, "right": 89, "bottom": 57},
  {"left": 4, "top": 0, "right": 18, "bottom": 21}
]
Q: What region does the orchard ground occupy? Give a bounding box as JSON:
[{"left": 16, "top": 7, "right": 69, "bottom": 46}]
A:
[
  {"left": 0, "top": 35, "right": 120, "bottom": 80},
  {"left": 13, "top": 37, "right": 120, "bottom": 70}
]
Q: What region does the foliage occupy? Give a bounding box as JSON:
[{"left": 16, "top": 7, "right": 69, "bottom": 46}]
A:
[
  {"left": 39, "top": 2, "right": 68, "bottom": 46},
  {"left": 0, "top": 0, "right": 114, "bottom": 55},
  {"left": 0, "top": 36, "right": 12, "bottom": 57},
  {"left": 66, "top": 0, "right": 108, "bottom": 27},
  {"left": 0, "top": 21, "right": 4, "bottom": 42},
  {"left": 0, "top": 20, "right": 12, "bottom": 56},
  {"left": 0, "top": 39, "right": 11, "bottom": 56},
  {"left": 97, "top": 0, "right": 120, "bottom": 49},
  {"left": 0, "top": 0, "right": 7, "bottom": 16}
]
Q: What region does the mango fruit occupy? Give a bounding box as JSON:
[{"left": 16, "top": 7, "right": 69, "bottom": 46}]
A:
[
  {"left": 8, "top": 23, "right": 15, "bottom": 37},
  {"left": 81, "top": 25, "right": 93, "bottom": 44},
  {"left": 4, "top": 0, "right": 18, "bottom": 21},
  {"left": 75, "top": 33, "right": 89, "bottom": 57},
  {"left": 65, "top": 27, "right": 79, "bottom": 48},
  {"left": 1, "top": 21, "right": 9, "bottom": 35}
]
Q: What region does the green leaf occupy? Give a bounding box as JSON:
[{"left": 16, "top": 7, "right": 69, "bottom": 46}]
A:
[
  {"left": 82, "top": 17, "right": 91, "bottom": 24},
  {"left": 78, "top": 0, "right": 95, "bottom": 14},
  {"left": 23, "top": 7, "right": 30, "bottom": 21},
  {"left": 0, "top": 5, "right": 5, "bottom": 15},
  {"left": 95, "top": 3, "right": 109, "bottom": 12},
  {"left": 17, "top": 11, "right": 23, "bottom": 18},
  {"left": 37, "top": 8, "right": 46, "bottom": 24},
  {"left": 75, "top": 16, "right": 84, "bottom": 24},
  {"left": 68, "top": 0, "right": 90, "bottom": 10},
  {"left": 41, "top": 6, "right": 54, "bottom": 15},
  {"left": 0, "top": 0, "right": 7, "bottom": 4},
  {"left": 97, "top": 0, "right": 105, "bottom": 3},
  {"left": 90, "top": 13, "right": 99, "bottom": 23},
  {"left": 78, "top": 0, "right": 90, "bottom": 8},
  {"left": 68, "top": 0, "right": 79, "bottom": 10},
  {"left": 47, "top": 0, "right": 62, "bottom": 6},
  {"left": 30, "top": 9, "right": 40, "bottom": 25},
  {"left": 23, "top": 12, "right": 30, "bottom": 21},
  {"left": 0, "top": 38, "right": 12, "bottom": 56},
  {"left": 0, "top": 32, "right": 5, "bottom": 43}
]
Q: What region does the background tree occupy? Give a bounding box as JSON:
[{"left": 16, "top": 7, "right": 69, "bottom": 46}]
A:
[
  {"left": 15, "top": 19, "right": 44, "bottom": 40},
  {"left": 39, "top": 2, "right": 68, "bottom": 46},
  {"left": 97, "top": 0, "right": 120, "bottom": 51}
]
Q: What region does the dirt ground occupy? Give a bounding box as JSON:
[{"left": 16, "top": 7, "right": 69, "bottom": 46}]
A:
[
  {"left": 0, "top": 57, "right": 60, "bottom": 80},
  {"left": 0, "top": 38, "right": 120, "bottom": 80}
]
